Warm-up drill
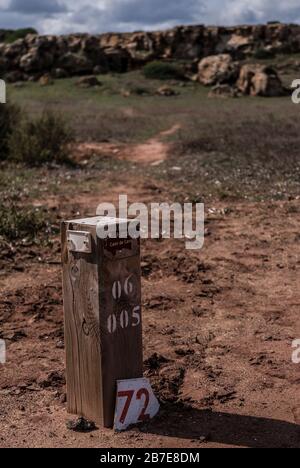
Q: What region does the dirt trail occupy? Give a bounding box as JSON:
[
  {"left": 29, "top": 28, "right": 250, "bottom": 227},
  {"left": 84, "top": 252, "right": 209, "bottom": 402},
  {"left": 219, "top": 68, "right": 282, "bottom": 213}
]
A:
[
  {"left": 123, "top": 123, "right": 181, "bottom": 164},
  {"left": 74, "top": 124, "right": 181, "bottom": 166}
]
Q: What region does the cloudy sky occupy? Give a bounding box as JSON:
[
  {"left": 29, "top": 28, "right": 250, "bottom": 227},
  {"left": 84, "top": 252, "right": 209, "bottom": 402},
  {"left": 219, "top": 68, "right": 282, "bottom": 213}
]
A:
[{"left": 0, "top": 0, "right": 300, "bottom": 35}]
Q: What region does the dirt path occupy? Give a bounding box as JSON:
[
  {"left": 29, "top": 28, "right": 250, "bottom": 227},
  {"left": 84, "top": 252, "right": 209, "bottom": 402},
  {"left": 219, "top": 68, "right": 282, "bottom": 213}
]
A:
[
  {"left": 122, "top": 124, "right": 181, "bottom": 164},
  {"left": 74, "top": 124, "right": 181, "bottom": 166}
]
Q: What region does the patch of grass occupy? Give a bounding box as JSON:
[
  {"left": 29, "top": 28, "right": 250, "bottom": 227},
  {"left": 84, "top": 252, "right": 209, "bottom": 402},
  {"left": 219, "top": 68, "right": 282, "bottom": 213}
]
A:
[
  {"left": 130, "top": 85, "right": 152, "bottom": 96},
  {"left": 0, "top": 201, "right": 49, "bottom": 241},
  {"left": 168, "top": 112, "right": 300, "bottom": 200},
  {"left": 5, "top": 71, "right": 300, "bottom": 202},
  {"left": 6, "top": 72, "right": 204, "bottom": 143},
  {"left": 8, "top": 110, "right": 74, "bottom": 165},
  {"left": 143, "top": 61, "right": 185, "bottom": 81}
]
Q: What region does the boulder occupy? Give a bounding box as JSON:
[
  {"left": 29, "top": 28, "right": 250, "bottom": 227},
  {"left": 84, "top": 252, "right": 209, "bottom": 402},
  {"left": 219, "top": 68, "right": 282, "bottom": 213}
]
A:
[
  {"left": 20, "top": 48, "right": 53, "bottom": 73},
  {"left": 227, "top": 34, "right": 252, "bottom": 49},
  {"left": 0, "top": 56, "right": 8, "bottom": 73},
  {"left": 156, "top": 86, "right": 179, "bottom": 96},
  {"left": 237, "top": 64, "right": 287, "bottom": 97},
  {"left": 53, "top": 68, "right": 69, "bottom": 79},
  {"left": 39, "top": 74, "right": 54, "bottom": 86},
  {"left": 198, "top": 54, "right": 240, "bottom": 86},
  {"left": 102, "top": 47, "right": 131, "bottom": 72},
  {"left": 93, "top": 65, "right": 107, "bottom": 75},
  {"left": 58, "top": 52, "right": 93, "bottom": 74},
  {"left": 208, "top": 84, "right": 239, "bottom": 98},
  {"left": 2, "top": 39, "right": 26, "bottom": 59},
  {"left": 76, "top": 75, "right": 102, "bottom": 87},
  {"left": 4, "top": 70, "right": 24, "bottom": 83}
]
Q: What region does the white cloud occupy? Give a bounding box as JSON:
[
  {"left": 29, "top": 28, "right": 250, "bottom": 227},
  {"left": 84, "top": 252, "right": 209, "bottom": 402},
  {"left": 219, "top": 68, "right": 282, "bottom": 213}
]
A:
[{"left": 0, "top": 0, "right": 300, "bottom": 34}]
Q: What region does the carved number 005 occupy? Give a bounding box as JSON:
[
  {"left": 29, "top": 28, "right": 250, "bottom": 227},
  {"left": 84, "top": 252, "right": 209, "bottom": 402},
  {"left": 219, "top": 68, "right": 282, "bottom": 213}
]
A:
[{"left": 107, "top": 306, "right": 141, "bottom": 334}]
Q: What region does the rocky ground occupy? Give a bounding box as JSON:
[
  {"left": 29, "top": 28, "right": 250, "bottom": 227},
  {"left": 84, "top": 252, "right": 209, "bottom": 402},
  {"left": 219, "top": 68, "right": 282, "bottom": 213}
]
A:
[{"left": 1, "top": 76, "right": 300, "bottom": 448}]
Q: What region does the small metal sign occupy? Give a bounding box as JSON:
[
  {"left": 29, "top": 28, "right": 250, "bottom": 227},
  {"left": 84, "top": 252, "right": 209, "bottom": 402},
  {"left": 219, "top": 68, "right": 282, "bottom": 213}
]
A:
[{"left": 67, "top": 230, "right": 92, "bottom": 253}]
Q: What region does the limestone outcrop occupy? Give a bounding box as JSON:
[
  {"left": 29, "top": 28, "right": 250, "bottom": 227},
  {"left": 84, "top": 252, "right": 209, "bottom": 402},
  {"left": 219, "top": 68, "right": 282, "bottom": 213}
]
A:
[{"left": 0, "top": 23, "right": 299, "bottom": 81}]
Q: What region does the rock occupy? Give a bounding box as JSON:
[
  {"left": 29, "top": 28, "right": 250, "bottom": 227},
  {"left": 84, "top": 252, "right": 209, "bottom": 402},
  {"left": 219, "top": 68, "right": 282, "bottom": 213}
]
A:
[
  {"left": 120, "top": 89, "right": 131, "bottom": 97},
  {"left": 93, "top": 65, "right": 107, "bottom": 75},
  {"left": 20, "top": 48, "right": 53, "bottom": 73},
  {"left": 1, "top": 39, "right": 26, "bottom": 63},
  {"left": 39, "top": 74, "right": 54, "bottom": 86},
  {"left": 58, "top": 52, "right": 93, "bottom": 74},
  {"left": 53, "top": 68, "right": 68, "bottom": 79},
  {"left": 6, "top": 330, "right": 27, "bottom": 341},
  {"left": 0, "top": 57, "right": 8, "bottom": 74},
  {"left": 237, "top": 64, "right": 287, "bottom": 97},
  {"left": 76, "top": 75, "right": 102, "bottom": 88},
  {"left": 1, "top": 24, "right": 300, "bottom": 80},
  {"left": 208, "top": 83, "right": 239, "bottom": 98},
  {"left": 66, "top": 417, "right": 96, "bottom": 432},
  {"left": 27, "top": 75, "right": 39, "bottom": 82},
  {"left": 103, "top": 47, "right": 131, "bottom": 72},
  {"left": 226, "top": 34, "right": 253, "bottom": 53},
  {"left": 144, "top": 353, "right": 169, "bottom": 370},
  {"left": 39, "top": 371, "right": 65, "bottom": 389},
  {"left": 198, "top": 54, "right": 240, "bottom": 86},
  {"left": 156, "top": 86, "right": 179, "bottom": 96},
  {"left": 4, "top": 70, "right": 24, "bottom": 83}
]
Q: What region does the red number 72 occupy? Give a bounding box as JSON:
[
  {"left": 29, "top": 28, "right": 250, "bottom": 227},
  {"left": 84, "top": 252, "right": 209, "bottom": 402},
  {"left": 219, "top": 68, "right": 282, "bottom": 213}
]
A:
[{"left": 117, "top": 388, "right": 150, "bottom": 424}]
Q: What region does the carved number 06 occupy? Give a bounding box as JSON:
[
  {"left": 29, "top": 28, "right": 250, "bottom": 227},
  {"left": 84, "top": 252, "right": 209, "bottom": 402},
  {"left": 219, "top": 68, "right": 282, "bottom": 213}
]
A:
[{"left": 112, "top": 276, "right": 134, "bottom": 300}]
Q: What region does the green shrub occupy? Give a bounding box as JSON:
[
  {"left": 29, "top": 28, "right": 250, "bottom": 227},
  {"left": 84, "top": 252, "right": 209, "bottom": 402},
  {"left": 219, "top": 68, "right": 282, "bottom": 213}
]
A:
[
  {"left": 143, "top": 61, "right": 184, "bottom": 80},
  {"left": 0, "top": 103, "right": 20, "bottom": 160},
  {"left": 0, "top": 202, "right": 48, "bottom": 241},
  {"left": 8, "top": 111, "right": 73, "bottom": 165},
  {"left": 131, "top": 85, "right": 151, "bottom": 96},
  {"left": 253, "top": 48, "right": 275, "bottom": 60},
  {"left": 3, "top": 28, "right": 38, "bottom": 43}
]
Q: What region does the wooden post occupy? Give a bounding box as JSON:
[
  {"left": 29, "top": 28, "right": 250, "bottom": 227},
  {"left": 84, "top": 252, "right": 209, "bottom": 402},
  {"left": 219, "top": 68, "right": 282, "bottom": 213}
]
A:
[{"left": 61, "top": 216, "right": 143, "bottom": 428}]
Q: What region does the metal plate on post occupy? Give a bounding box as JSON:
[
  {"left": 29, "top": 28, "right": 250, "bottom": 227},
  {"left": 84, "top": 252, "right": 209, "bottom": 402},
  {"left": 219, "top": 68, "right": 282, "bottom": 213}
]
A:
[{"left": 67, "top": 230, "right": 92, "bottom": 253}]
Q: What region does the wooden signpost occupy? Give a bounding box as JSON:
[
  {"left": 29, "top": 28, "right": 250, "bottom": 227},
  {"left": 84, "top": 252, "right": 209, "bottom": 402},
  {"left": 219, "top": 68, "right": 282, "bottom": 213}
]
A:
[{"left": 61, "top": 216, "right": 143, "bottom": 428}]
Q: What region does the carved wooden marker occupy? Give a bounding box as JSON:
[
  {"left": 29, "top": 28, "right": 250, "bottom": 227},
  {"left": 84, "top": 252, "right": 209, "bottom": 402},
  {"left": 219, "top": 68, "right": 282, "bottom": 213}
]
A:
[{"left": 61, "top": 217, "right": 143, "bottom": 428}]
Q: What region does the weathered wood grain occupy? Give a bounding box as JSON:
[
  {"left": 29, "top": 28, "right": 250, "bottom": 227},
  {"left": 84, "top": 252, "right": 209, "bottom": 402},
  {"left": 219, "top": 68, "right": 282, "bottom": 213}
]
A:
[{"left": 62, "top": 218, "right": 143, "bottom": 427}]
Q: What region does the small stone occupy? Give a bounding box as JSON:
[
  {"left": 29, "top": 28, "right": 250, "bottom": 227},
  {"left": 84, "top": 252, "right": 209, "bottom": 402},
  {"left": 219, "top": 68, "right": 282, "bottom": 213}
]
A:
[{"left": 66, "top": 417, "right": 96, "bottom": 432}]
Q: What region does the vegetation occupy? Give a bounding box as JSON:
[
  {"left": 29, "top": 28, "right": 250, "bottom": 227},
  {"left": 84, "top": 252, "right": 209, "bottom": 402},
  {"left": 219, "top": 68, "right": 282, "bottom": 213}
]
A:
[
  {"left": 0, "top": 103, "right": 20, "bottom": 160},
  {"left": 1, "top": 28, "right": 38, "bottom": 44},
  {"left": 0, "top": 201, "right": 48, "bottom": 241},
  {"left": 253, "top": 48, "right": 276, "bottom": 60},
  {"left": 143, "top": 61, "right": 185, "bottom": 80},
  {"left": 8, "top": 110, "right": 73, "bottom": 165},
  {"left": 3, "top": 68, "right": 300, "bottom": 200}
]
